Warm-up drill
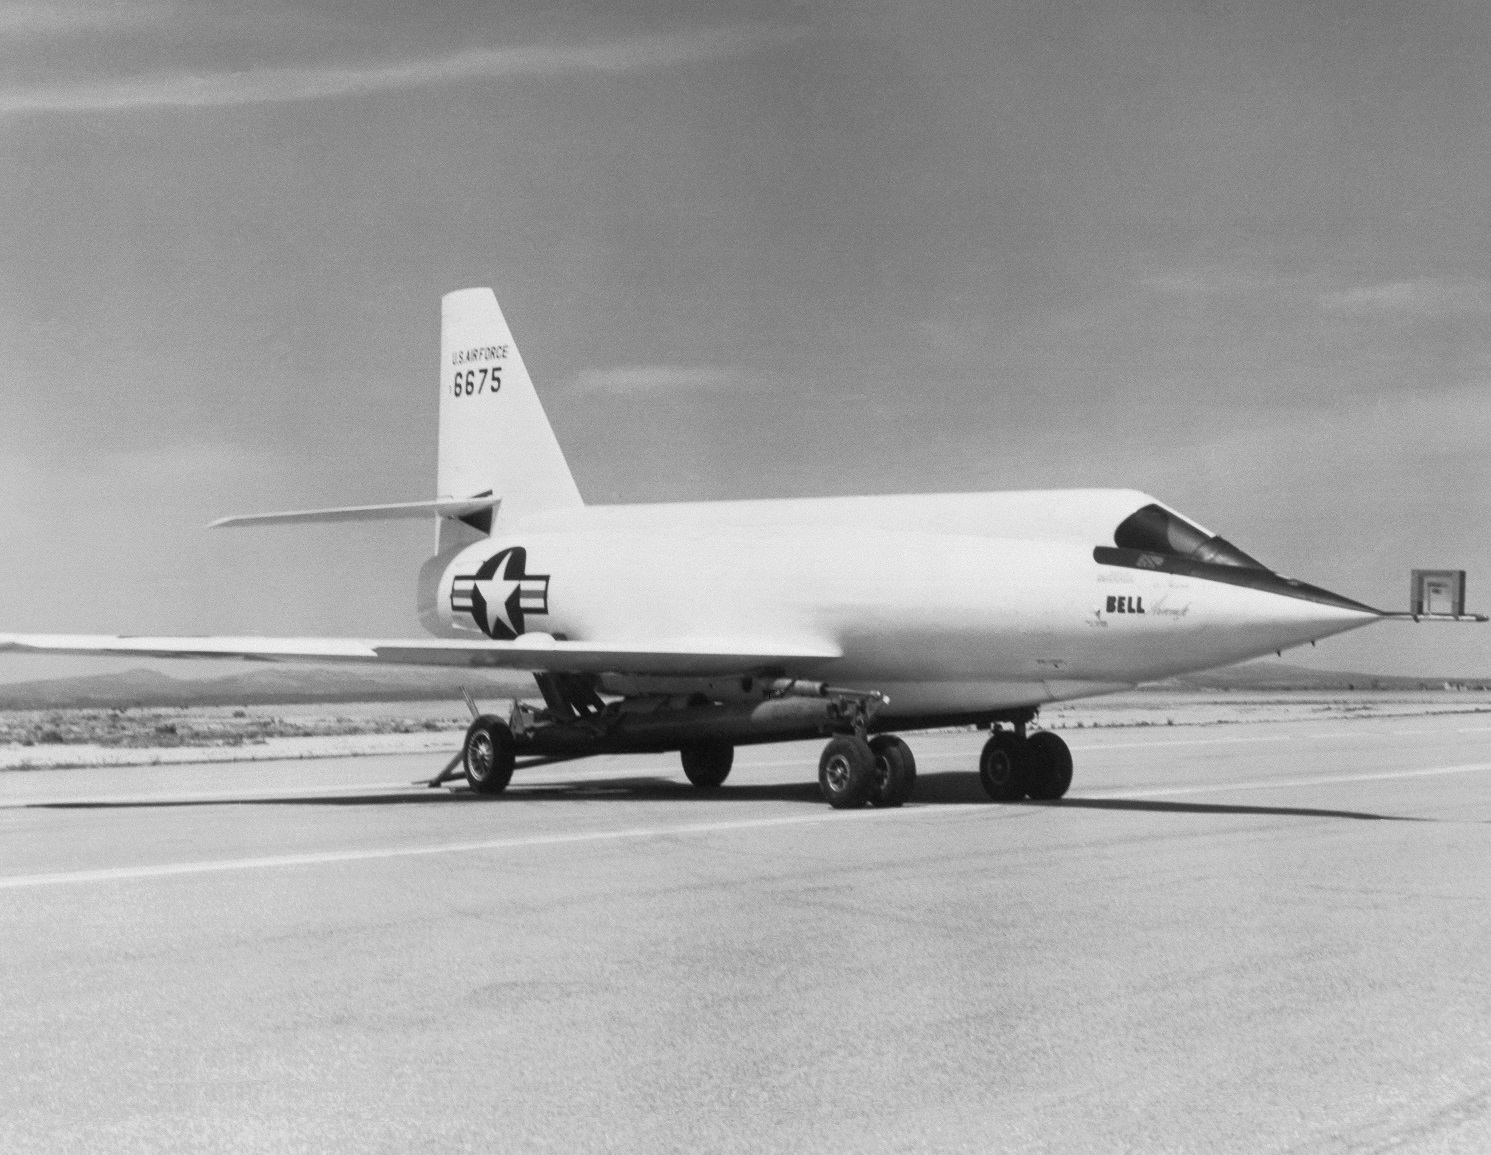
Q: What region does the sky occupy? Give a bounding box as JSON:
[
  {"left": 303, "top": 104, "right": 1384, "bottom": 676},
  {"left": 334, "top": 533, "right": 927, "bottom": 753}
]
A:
[{"left": 2, "top": 0, "right": 1489, "bottom": 681}]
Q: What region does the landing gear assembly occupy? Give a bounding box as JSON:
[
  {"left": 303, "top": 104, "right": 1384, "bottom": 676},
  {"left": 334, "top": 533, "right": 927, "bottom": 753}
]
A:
[
  {"left": 812, "top": 685, "right": 916, "bottom": 809},
  {"left": 438, "top": 681, "right": 1064, "bottom": 810},
  {"left": 978, "top": 724, "right": 1072, "bottom": 802},
  {"left": 816, "top": 734, "right": 915, "bottom": 808}
]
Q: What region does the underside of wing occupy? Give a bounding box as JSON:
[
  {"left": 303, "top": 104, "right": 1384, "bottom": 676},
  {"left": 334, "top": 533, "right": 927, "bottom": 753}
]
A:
[{"left": 0, "top": 633, "right": 842, "bottom": 679}]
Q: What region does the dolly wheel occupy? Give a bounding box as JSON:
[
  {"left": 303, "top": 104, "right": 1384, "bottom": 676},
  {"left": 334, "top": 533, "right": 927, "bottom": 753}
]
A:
[
  {"left": 819, "top": 735, "right": 877, "bottom": 809},
  {"left": 681, "top": 740, "right": 734, "bottom": 789},
  {"left": 1023, "top": 731, "right": 1073, "bottom": 800},
  {"left": 869, "top": 735, "right": 916, "bottom": 808},
  {"left": 464, "top": 716, "right": 516, "bottom": 795},
  {"left": 978, "top": 731, "right": 1026, "bottom": 802}
]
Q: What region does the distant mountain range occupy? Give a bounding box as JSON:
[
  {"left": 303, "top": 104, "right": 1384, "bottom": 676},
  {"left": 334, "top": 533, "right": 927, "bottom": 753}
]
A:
[
  {"left": 1156, "top": 661, "right": 1488, "bottom": 692},
  {"left": 0, "top": 659, "right": 1483, "bottom": 710},
  {"left": 0, "top": 665, "right": 538, "bottom": 710}
]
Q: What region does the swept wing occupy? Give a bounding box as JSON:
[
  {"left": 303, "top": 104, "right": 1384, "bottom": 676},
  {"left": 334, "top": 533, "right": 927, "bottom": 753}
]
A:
[{"left": 0, "top": 633, "right": 840, "bottom": 679}]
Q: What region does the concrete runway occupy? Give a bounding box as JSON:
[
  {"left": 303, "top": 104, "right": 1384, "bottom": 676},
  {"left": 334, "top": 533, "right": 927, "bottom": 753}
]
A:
[{"left": 3, "top": 715, "right": 1490, "bottom": 1153}]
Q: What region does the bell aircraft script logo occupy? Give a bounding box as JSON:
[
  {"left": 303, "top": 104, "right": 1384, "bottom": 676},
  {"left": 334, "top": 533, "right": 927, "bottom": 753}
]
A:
[{"left": 450, "top": 547, "right": 550, "bottom": 639}]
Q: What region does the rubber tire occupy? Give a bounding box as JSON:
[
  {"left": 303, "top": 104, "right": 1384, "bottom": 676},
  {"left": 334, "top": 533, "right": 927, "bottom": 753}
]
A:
[
  {"left": 979, "top": 731, "right": 1026, "bottom": 802},
  {"left": 819, "top": 735, "right": 877, "bottom": 809},
  {"left": 869, "top": 735, "right": 916, "bottom": 808},
  {"left": 464, "top": 715, "right": 516, "bottom": 795},
  {"left": 680, "top": 740, "right": 734, "bottom": 789},
  {"left": 1023, "top": 731, "right": 1073, "bottom": 800}
]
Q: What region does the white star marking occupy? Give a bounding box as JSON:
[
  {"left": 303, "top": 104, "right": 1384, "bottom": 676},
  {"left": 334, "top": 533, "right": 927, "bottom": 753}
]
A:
[{"left": 473, "top": 574, "right": 521, "bottom": 636}]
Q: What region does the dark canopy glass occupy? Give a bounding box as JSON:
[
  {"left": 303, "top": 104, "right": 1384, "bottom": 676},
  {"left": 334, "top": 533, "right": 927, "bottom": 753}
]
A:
[{"left": 1113, "top": 504, "right": 1266, "bottom": 570}]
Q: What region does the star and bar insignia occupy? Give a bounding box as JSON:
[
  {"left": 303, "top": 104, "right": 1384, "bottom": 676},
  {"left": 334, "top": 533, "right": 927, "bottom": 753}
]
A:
[{"left": 450, "top": 547, "right": 550, "bottom": 639}]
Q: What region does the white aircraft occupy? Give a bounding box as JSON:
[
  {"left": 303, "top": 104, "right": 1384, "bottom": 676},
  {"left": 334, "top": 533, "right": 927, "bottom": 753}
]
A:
[{"left": 3, "top": 289, "right": 1481, "bottom": 807}]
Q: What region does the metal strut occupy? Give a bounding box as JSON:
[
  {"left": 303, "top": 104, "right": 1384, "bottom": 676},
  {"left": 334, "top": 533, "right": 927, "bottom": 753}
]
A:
[
  {"left": 823, "top": 690, "right": 887, "bottom": 738},
  {"left": 760, "top": 677, "right": 890, "bottom": 737},
  {"left": 762, "top": 678, "right": 890, "bottom": 706},
  {"left": 988, "top": 706, "right": 1038, "bottom": 743},
  {"left": 425, "top": 750, "right": 466, "bottom": 789},
  {"left": 422, "top": 687, "right": 481, "bottom": 787}
]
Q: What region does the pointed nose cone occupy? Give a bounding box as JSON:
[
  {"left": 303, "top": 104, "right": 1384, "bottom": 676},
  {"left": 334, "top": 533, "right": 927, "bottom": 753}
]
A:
[
  {"left": 1268, "top": 594, "right": 1379, "bottom": 645},
  {"left": 1229, "top": 579, "right": 1382, "bottom": 654}
]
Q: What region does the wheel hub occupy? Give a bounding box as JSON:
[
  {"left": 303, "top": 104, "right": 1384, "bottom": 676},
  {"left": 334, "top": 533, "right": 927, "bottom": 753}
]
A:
[
  {"left": 824, "top": 753, "right": 852, "bottom": 792},
  {"left": 468, "top": 733, "right": 494, "bottom": 780}
]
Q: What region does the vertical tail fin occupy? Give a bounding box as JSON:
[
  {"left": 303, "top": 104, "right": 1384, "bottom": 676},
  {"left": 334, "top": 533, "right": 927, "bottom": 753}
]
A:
[{"left": 438, "top": 288, "right": 583, "bottom": 523}]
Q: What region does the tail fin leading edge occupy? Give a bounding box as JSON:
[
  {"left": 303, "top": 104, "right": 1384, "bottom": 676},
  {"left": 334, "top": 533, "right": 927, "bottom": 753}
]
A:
[{"left": 438, "top": 288, "right": 583, "bottom": 523}]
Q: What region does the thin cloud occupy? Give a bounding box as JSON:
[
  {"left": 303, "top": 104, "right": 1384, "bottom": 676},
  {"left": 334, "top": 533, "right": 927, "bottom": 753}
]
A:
[
  {"left": 1319, "top": 278, "right": 1490, "bottom": 318},
  {"left": 0, "top": 24, "right": 804, "bottom": 116},
  {"left": 570, "top": 365, "right": 760, "bottom": 396},
  {"left": 1134, "top": 265, "right": 1280, "bottom": 298},
  {"left": 0, "top": 2, "right": 160, "bottom": 38},
  {"left": 1137, "top": 271, "right": 1227, "bottom": 297}
]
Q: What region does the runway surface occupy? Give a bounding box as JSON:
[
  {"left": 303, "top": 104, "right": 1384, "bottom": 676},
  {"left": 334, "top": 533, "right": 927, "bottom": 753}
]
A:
[{"left": 3, "top": 715, "right": 1490, "bottom": 1153}]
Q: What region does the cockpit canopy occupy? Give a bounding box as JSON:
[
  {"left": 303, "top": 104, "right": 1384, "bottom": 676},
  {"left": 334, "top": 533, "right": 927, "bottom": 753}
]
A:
[
  {"left": 1113, "top": 504, "right": 1266, "bottom": 571},
  {"left": 1099, "top": 501, "right": 1377, "bottom": 614}
]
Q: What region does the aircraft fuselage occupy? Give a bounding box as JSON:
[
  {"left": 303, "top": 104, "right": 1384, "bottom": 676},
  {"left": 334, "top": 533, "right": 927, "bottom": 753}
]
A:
[{"left": 429, "top": 488, "right": 1379, "bottom": 721}]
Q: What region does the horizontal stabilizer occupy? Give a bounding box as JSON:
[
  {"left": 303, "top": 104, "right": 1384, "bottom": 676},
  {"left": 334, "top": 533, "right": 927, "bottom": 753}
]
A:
[
  {"left": 209, "top": 496, "right": 500, "bottom": 529},
  {"left": 0, "top": 633, "right": 841, "bottom": 679}
]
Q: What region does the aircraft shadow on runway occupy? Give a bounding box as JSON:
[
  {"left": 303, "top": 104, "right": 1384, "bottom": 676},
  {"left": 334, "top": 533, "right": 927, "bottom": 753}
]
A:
[
  {"left": 907, "top": 773, "right": 1431, "bottom": 820},
  {"left": 35, "top": 777, "right": 826, "bottom": 810},
  {"left": 1021, "top": 797, "right": 1431, "bottom": 822},
  {"left": 34, "top": 770, "right": 1433, "bottom": 822}
]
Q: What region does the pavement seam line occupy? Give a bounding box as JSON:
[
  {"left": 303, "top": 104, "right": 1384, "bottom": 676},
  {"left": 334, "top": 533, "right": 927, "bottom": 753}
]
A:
[{"left": 0, "top": 806, "right": 928, "bottom": 890}]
